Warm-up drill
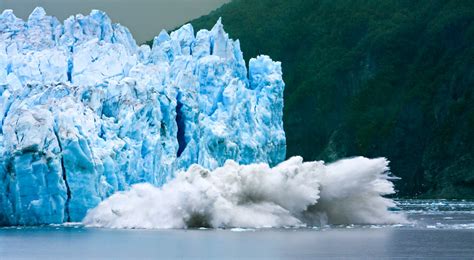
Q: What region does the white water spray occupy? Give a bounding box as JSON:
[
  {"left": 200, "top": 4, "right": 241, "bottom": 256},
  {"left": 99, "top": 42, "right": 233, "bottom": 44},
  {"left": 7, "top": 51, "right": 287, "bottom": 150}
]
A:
[{"left": 83, "top": 156, "right": 406, "bottom": 229}]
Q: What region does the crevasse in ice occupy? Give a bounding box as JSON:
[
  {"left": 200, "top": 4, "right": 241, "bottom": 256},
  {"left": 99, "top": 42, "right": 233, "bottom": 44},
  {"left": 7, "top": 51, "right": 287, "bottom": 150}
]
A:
[{"left": 0, "top": 7, "right": 286, "bottom": 225}]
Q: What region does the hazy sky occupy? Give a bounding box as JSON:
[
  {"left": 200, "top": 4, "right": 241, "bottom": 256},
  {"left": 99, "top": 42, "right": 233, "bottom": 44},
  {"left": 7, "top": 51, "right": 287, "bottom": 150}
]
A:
[{"left": 0, "top": 0, "right": 230, "bottom": 43}]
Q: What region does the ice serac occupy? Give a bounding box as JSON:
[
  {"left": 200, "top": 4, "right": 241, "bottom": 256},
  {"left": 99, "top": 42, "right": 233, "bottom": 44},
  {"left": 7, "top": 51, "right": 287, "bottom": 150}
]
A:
[{"left": 0, "top": 8, "right": 286, "bottom": 225}]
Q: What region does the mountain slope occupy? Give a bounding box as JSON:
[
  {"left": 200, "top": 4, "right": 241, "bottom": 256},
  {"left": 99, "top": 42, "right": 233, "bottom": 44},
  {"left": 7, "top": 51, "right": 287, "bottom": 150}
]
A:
[{"left": 175, "top": 0, "right": 474, "bottom": 198}]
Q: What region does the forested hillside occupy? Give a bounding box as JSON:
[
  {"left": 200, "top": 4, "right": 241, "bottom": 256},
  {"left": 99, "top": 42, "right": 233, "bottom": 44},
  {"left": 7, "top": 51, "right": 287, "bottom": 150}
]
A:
[{"left": 162, "top": 0, "right": 474, "bottom": 198}]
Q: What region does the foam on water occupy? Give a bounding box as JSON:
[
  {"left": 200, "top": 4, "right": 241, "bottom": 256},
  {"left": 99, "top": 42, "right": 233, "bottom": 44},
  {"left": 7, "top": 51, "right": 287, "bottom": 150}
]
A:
[{"left": 83, "top": 156, "right": 407, "bottom": 229}]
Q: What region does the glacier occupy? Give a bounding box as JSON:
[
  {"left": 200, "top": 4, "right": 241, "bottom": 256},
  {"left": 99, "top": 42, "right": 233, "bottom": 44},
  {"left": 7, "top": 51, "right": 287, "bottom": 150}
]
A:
[
  {"left": 0, "top": 7, "right": 406, "bottom": 228},
  {"left": 0, "top": 7, "right": 286, "bottom": 225}
]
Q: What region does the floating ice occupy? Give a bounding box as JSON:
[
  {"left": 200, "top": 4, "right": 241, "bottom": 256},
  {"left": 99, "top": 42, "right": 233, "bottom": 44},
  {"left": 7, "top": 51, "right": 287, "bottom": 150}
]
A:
[
  {"left": 0, "top": 8, "right": 285, "bottom": 225},
  {"left": 83, "top": 156, "right": 407, "bottom": 229}
]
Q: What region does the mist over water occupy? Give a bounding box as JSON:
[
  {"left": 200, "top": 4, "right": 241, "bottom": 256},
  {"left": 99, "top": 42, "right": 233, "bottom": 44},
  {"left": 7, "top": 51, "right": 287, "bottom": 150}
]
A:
[{"left": 83, "top": 156, "right": 407, "bottom": 229}]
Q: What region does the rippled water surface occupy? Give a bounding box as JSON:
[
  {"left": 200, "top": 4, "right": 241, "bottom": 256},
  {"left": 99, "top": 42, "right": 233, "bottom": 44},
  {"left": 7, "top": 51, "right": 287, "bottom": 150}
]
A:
[
  {"left": 0, "top": 200, "right": 473, "bottom": 259},
  {"left": 396, "top": 199, "right": 474, "bottom": 229}
]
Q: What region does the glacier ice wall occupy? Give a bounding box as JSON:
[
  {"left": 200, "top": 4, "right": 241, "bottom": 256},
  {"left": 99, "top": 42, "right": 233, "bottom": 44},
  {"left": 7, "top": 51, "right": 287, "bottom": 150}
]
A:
[
  {"left": 0, "top": 7, "right": 285, "bottom": 225},
  {"left": 84, "top": 156, "right": 407, "bottom": 229}
]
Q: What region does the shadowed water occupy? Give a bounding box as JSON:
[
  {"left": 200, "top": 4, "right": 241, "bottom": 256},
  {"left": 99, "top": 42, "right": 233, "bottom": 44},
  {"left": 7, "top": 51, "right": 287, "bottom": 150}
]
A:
[{"left": 0, "top": 200, "right": 473, "bottom": 259}]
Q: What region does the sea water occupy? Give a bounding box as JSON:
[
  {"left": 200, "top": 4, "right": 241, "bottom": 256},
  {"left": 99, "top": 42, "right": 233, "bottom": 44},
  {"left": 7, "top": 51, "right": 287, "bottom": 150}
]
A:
[{"left": 0, "top": 200, "right": 473, "bottom": 259}]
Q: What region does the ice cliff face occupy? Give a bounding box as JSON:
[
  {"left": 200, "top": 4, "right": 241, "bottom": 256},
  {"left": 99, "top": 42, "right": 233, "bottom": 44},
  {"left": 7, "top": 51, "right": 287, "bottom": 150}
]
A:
[{"left": 0, "top": 7, "right": 285, "bottom": 225}]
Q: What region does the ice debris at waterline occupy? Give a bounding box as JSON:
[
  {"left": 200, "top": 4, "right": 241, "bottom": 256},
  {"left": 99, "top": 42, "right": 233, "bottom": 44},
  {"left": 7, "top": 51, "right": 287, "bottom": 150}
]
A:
[
  {"left": 0, "top": 7, "right": 285, "bottom": 225},
  {"left": 84, "top": 156, "right": 407, "bottom": 229}
]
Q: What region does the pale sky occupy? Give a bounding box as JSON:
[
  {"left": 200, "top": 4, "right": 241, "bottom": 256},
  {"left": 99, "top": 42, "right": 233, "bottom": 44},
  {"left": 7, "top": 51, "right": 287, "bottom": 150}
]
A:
[{"left": 0, "top": 0, "right": 229, "bottom": 43}]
